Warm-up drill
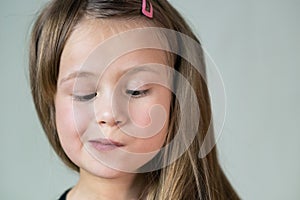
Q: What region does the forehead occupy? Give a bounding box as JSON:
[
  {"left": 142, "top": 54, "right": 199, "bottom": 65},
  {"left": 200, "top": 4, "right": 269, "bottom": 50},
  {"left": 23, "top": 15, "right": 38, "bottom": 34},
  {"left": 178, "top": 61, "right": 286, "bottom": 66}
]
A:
[{"left": 60, "top": 18, "right": 169, "bottom": 78}]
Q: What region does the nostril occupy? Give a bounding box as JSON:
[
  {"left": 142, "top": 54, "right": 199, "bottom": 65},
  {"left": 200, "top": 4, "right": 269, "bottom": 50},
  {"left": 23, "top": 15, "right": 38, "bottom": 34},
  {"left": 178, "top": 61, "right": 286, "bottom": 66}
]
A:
[
  {"left": 115, "top": 120, "right": 122, "bottom": 125},
  {"left": 98, "top": 120, "right": 122, "bottom": 126}
]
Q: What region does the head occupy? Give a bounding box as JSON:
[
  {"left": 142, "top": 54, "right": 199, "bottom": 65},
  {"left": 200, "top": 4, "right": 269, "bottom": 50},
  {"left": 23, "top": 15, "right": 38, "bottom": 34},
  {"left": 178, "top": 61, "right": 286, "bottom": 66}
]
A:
[{"left": 29, "top": 0, "right": 239, "bottom": 199}]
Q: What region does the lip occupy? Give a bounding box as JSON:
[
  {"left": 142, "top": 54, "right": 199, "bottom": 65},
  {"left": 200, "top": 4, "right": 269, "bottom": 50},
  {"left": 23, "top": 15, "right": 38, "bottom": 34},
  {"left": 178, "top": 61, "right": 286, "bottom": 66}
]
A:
[{"left": 89, "top": 139, "right": 124, "bottom": 151}]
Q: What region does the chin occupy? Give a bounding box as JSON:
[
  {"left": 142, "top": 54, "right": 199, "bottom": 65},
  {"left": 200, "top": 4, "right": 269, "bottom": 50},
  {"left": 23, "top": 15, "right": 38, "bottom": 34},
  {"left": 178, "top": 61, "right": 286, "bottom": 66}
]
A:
[
  {"left": 88, "top": 161, "right": 128, "bottom": 179},
  {"left": 76, "top": 148, "right": 131, "bottom": 179}
]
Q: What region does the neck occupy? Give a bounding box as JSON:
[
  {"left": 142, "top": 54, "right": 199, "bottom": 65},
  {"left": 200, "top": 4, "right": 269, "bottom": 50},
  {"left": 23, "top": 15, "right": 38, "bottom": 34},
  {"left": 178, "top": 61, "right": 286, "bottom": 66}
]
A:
[{"left": 68, "top": 168, "right": 145, "bottom": 200}]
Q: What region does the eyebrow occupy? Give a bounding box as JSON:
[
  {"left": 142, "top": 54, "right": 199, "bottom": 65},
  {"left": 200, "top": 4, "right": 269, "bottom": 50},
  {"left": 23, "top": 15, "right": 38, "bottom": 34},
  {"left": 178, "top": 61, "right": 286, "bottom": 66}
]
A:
[
  {"left": 123, "top": 65, "right": 160, "bottom": 76},
  {"left": 59, "top": 65, "right": 161, "bottom": 86},
  {"left": 59, "top": 71, "right": 96, "bottom": 86}
]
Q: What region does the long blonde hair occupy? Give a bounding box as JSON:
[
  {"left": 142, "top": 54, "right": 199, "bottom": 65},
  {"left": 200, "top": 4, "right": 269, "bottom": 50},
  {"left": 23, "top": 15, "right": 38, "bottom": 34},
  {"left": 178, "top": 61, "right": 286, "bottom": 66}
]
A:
[{"left": 29, "top": 0, "right": 239, "bottom": 199}]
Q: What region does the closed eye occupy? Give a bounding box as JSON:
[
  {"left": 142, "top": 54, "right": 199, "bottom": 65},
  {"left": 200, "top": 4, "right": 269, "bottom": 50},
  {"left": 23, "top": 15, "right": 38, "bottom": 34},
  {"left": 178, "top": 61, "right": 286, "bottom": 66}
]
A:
[
  {"left": 126, "top": 89, "right": 149, "bottom": 98},
  {"left": 73, "top": 92, "right": 97, "bottom": 102}
]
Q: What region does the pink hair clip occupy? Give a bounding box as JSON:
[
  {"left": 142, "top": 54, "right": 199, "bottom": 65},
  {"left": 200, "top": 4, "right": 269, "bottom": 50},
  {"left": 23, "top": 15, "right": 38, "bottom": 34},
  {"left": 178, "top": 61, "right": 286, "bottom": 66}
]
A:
[{"left": 142, "top": 0, "right": 153, "bottom": 19}]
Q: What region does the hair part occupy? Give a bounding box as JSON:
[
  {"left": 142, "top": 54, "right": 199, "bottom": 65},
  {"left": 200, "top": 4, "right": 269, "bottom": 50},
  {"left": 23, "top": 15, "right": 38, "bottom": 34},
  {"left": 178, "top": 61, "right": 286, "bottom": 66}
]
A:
[{"left": 29, "top": 0, "right": 239, "bottom": 199}]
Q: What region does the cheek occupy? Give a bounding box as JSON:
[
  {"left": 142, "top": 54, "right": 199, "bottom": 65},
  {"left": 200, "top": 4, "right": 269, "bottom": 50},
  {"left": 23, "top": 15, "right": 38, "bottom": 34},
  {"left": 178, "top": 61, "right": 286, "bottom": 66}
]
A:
[
  {"left": 55, "top": 97, "right": 92, "bottom": 138},
  {"left": 130, "top": 117, "right": 169, "bottom": 154},
  {"left": 128, "top": 90, "right": 171, "bottom": 153},
  {"left": 55, "top": 98, "right": 75, "bottom": 138},
  {"left": 54, "top": 96, "right": 87, "bottom": 160},
  {"left": 128, "top": 103, "right": 151, "bottom": 127},
  {"left": 128, "top": 89, "right": 171, "bottom": 127}
]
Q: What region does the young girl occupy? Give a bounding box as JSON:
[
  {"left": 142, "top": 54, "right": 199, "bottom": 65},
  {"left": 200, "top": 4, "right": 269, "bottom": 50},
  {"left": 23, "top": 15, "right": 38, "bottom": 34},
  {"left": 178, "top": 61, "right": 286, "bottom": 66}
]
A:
[{"left": 29, "top": 0, "right": 239, "bottom": 199}]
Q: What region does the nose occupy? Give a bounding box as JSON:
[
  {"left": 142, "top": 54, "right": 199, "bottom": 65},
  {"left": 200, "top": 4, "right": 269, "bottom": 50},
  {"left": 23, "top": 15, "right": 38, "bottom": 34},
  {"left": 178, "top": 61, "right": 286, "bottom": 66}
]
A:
[
  {"left": 97, "top": 111, "right": 123, "bottom": 126},
  {"left": 94, "top": 92, "right": 126, "bottom": 127}
]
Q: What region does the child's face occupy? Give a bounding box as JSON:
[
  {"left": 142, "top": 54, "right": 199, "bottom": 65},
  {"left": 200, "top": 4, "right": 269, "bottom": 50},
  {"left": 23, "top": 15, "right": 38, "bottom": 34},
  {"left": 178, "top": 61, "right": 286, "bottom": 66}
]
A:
[{"left": 55, "top": 19, "right": 171, "bottom": 177}]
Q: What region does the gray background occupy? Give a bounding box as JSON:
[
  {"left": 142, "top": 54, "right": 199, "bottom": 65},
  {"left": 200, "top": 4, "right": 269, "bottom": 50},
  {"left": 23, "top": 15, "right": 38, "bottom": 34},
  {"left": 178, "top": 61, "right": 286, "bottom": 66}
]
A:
[{"left": 0, "top": 0, "right": 299, "bottom": 199}]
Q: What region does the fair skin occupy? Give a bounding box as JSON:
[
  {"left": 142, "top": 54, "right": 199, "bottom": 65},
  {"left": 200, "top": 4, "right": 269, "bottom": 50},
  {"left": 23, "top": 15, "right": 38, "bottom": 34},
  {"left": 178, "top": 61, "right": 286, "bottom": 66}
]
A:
[{"left": 55, "top": 18, "right": 171, "bottom": 200}]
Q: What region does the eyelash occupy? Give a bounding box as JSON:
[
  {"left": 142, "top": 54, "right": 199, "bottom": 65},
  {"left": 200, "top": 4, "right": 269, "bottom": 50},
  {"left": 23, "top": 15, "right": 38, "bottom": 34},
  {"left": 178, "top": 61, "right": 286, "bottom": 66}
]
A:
[
  {"left": 126, "top": 89, "right": 149, "bottom": 98},
  {"left": 72, "top": 89, "right": 149, "bottom": 102},
  {"left": 73, "top": 93, "right": 97, "bottom": 102}
]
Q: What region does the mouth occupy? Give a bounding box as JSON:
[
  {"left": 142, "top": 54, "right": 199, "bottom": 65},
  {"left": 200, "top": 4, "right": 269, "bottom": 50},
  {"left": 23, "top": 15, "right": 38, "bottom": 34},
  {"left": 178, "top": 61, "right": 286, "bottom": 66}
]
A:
[{"left": 88, "top": 138, "right": 124, "bottom": 151}]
